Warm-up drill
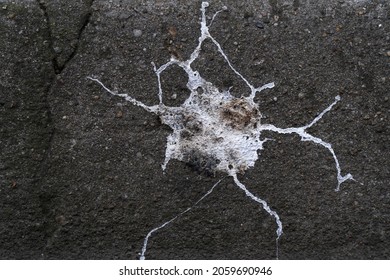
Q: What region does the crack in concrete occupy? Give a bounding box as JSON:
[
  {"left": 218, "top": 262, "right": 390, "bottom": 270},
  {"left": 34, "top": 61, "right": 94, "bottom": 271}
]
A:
[
  {"left": 36, "top": 0, "right": 59, "bottom": 74},
  {"left": 33, "top": 0, "right": 96, "bottom": 175},
  {"left": 36, "top": 0, "right": 94, "bottom": 74},
  {"left": 31, "top": 0, "right": 57, "bottom": 258},
  {"left": 58, "top": 0, "right": 94, "bottom": 74},
  {"left": 34, "top": 0, "right": 94, "bottom": 256}
]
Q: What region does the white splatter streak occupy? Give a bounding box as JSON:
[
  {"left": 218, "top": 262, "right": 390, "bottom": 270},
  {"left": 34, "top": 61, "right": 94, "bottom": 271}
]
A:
[
  {"left": 88, "top": 1, "right": 354, "bottom": 259},
  {"left": 139, "top": 178, "right": 224, "bottom": 260}
]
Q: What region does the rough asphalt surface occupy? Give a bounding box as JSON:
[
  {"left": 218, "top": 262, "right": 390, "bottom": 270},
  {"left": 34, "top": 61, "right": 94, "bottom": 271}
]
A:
[{"left": 1, "top": 0, "right": 389, "bottom": 259}]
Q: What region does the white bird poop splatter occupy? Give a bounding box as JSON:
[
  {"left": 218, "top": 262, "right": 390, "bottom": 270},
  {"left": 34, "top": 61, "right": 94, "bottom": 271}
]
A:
[{"left": 88, "top": 1, "right": 354, "bottom": 260}]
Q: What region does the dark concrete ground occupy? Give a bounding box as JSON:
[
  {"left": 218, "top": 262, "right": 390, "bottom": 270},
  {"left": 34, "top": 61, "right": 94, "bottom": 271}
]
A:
[{"left": 0, "top": 0, "right": 389, "bottom": 259}]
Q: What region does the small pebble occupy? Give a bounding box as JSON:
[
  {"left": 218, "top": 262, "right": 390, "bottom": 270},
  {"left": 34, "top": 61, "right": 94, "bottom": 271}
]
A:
[
  {"left": 147, "top": 158, "right": 155, "bottom": 165},
  {"left": 298, "top": 92, "right": 305, "bottom": 99},
  {"left": 357, "top": 9, "right": 365, "bottom": 16},
  {"left": 116, "top": 111, "right": 123, "bottom": 118},
  {"left": 133, "top": 29, "right": 142, "bottom": 37},
  {"left": 55, "top": 215, "right": 67, "bottom": 225},
  {"left": 118, "top": 13, "right": 130, "bottom": 20},
  {"left": 386, "top": 51, "right": 390, "bottom": 57},
  {"left": 255, "top": 21, "right": 265, "bottom": 29},
  {"left": 136, "top": 152, "right": 142, "bottom": 158}
]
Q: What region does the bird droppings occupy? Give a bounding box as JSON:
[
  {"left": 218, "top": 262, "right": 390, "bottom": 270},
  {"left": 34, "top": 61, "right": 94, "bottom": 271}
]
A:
[{"left": 88, "top": 1, "right": 355, "bottom": 260}]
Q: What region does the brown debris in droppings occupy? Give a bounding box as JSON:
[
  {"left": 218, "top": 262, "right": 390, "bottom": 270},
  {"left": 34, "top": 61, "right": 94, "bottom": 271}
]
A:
[{"left": 220, "top": 98, "right": 261, "bottom": 129}]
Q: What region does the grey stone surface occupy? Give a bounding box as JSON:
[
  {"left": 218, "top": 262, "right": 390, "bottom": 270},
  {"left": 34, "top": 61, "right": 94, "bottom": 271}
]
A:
[{"left": 0, "top": 0, "right": 389, "bottom": 259}]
